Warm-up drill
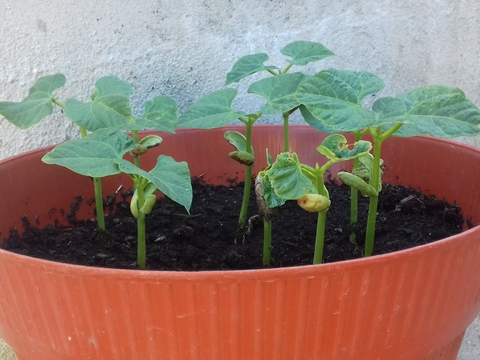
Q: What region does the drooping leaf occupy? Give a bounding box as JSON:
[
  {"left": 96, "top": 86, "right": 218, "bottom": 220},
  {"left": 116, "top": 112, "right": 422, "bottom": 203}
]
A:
[
  {"left": 266, "top": 152, "right": 314, "bottom": 200},
  {"left": 0, "top": 74, "right": 66, "bottom": 129},
  {"left": 280, "top": 41, "right": 335, "bottom": 66},
  {"left": 177, "top": 89, "right": 245, "bottom": 128},
  {"left": 116, "top": 155, "right": 192, "bottom": 212},
  {"left": 373, "top": 86, "right": 480, "bottom": 138},
  {"left": 317, "top": 134, "right": 372, "bottom": 162},
  {"left": 247, "top": 73, "right": 306, "bottom": 114},
  {"left": 64, "top": 76, "right": 134, "bottom": 132},
  {"left": 225, "top": 53, "right": 279, "bottom": 85},
  {"left": 41, "top": 128, "right": 136, "bottom": 177},
  {"left": 297, "top": 69, "right": 385, "bottom": 132}
]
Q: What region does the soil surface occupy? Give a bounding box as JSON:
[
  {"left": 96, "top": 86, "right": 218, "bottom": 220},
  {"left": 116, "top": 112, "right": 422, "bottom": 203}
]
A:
[{"left": 1, "top": 178, "right": 466, "bottom": 271}]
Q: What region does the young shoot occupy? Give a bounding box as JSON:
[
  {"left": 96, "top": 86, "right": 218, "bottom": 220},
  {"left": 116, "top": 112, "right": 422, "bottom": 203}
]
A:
[
  {"left": 259, "top": 134, "right": 372, "bottom": 264},
  {"left": 177, "top": 40, "right": 335, "bottom": 234}
]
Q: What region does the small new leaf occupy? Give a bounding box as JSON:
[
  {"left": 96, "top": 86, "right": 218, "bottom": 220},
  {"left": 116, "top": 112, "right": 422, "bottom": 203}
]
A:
[
  {"left": 317, "top": 134, "right": 372, "bottom": 162},
  {"left": 0, "top": 74, "right": 66, "bottom": 129}
]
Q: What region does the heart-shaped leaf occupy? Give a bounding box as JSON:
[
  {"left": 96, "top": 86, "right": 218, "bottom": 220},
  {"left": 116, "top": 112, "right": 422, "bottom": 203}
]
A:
[
  {"left": 373, "top": 86, "right": 480, "bottom": 137},
  {"left": 117, "top": 155, "right": 192, "bottom": 212},
  {"left": 297, "top": 69, "right": 384, "bottom": 132},
  {"left": 64, "top": 76, "right": 134, "bottom": 132},
  {"left": 280, "top": 41, "right": 335, "bottom": 66},
  {"left": 177, "top": 89, "right": 245, "bottom": 129},
  {"left": 317, "top": 134, "right": 372, "bottom": 162},
  {"left": 248, "top": 73, "right": 306, "bottom": 114},
  {"left": 42, "top": 128, "right": 136, "bottom": 177},
  {"left": 225, "top": 53, "right": 279, "bottom": 85},
  {"left": 0, "top": 74, "right": 66, "bottom": 129}
]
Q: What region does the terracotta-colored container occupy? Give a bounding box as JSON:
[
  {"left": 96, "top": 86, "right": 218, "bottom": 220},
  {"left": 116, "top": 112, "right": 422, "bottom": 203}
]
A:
[{"left": 0, "top": 125, "right": 479, "bottom": 359}]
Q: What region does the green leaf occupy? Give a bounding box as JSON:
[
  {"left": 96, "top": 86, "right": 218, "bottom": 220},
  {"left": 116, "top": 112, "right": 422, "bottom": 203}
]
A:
[
  {"left": 225, "top": 53, "right": 279, "bottom": 85},
  {"left": 224, "top": 130, "right": 253, "bottom": 154},
  {"left": 248, "top": 73, "right": 306, "bottom": 114},
  {"left": 317, "top": 134, "right": 372, "bottom": 162},
  {"left": 117, "top": 155, "right": 192, "bottom": 212},
  {"left": 64, "top": 76, "right": 134, "bottom": 132},
  {"left": 177, "top": 89, "right": 245, "bottom": 128},
  {"left": 280, "top": 41, "right": 335, "bottom": 66},
  {"left": 373, "top": 86, "right": 480, "bottom": 138},
  {"left": 297, "top": 69, "right": 384, "bottom": 132},
  {"left": 134, "top": 95, "right": 177, "bottom": 133},
  {"left": 299, "top": 105, "right": 335, "bottom": 133},
  {"left": 41, "top": 129, "right": 136, "bottom": 177},
  {"left": 0, "top": 74, "right": 66, "bottom": 129},
  {"left": 266, "top": 152, "right": 314, "bottom": 200}
]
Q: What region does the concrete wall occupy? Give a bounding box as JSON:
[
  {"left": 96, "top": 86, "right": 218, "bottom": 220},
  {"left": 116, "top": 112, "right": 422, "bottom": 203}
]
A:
[{"left": 1, "top": 0, "right": 480, "bottom": 159}]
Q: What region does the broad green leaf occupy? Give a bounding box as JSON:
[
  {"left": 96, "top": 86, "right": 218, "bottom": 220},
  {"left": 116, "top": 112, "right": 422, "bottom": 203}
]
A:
[
  {"left": 297, "top": 69, "right": 384, "bottom": 132},
  {"left": 248, "top": 73, "right": 306, "bottom": 114},
  {"left": 280, "top": 41, "right": 335, "bottom": 66},
  {"left": 116, "top": 155, "right": 192, "bottom": 212},
  {"left": 41, "top": 128, "right": 136, "bottom": 177},
  {"left": 224, "top": 130, "right": 253, "bottom": 154},
  {"left": 225, "top": 53, "right": 279, "bottom": 85},
  {"left": 64, "top": 76, "right": 134, "bottom": 132},
  {"left": 0, "top": 74, "right": 66, "bottom": 128},
  {"left": 177, "top": 89, "right": 245, "bottom": 128},
  {"left": 373, "top": 86, "right": 480, "bottom": 138},
  {"left": 317, "top": 134, "right": 372, "bottom": 162},
  {"left": 267, "top": 152, "right": 314, "bottom": 200},
  {"left": 134, "top": 95, "right": 177, "bottom": 133}
]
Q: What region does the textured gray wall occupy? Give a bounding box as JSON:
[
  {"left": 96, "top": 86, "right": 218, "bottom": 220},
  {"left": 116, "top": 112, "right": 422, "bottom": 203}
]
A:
[{"left": 1, "top": 0, "right": 480, "bottom": 159}]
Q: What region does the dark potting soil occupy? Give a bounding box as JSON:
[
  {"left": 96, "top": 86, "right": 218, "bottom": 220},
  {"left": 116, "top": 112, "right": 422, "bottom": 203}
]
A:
[{"left": 1, "top": 178, "right": 466, "bottom": 271}]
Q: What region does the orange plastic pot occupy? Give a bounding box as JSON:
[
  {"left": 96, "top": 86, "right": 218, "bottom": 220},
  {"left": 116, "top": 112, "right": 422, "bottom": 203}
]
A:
[{"left": 0, "top": 125, "right": 479, "bottom": 359}]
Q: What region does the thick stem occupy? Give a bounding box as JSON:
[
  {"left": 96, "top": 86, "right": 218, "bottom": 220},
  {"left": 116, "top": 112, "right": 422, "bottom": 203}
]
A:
[
  {"left": 93, "top": 177, "right": 105, "bottom": 231},
  {"left": 283, "top": 112, "right": 289, "bottom": 152},
  {"left": 136, "top": 185, "right": 147, "bottom": 269},
  {"left": 238, "top": 123, "right": 253, "bottom": 231},
  {"left": 313, "top": 211, "right": 327, "bottom": 264},
  {"left": 263, "top": 219, "right": 272, "bottom": 267},
  {"left": 364, "top": 136, "right": 383, "bottom": 257}
]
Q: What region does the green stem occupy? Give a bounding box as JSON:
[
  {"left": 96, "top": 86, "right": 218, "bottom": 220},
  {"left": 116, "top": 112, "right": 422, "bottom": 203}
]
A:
[
  {"left": 136, "top": 185, "right": 147, "bottom": 269},
  {"left": 263, "top": 219, "right": 272, "bottom": 267},
  {"left": 349, "top": 131, "right": 363, "bottom": 245},
  {"left": 364, "top": 136, "right": 383, "bottom": 257},
  {"left": 282, "top": 64, "right": 293, "bottom": 74},
  {"left": 52, "top": 99, "right": 65, "bottom": 108},
  {"left": 313, "top": 211, "right": 327, "bottom": 264},
  {"left": 93, "top": 177, "right": 105, "bottom": 231},
  {"left": 238, "top": 123, "right": 253, "bottom": 231},
  {"left": 283, "top": 112, "right": 289, "bottom": 152}
]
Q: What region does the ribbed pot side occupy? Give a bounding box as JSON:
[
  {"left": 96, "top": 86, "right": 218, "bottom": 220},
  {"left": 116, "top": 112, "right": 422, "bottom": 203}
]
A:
[{"left": 0, "top": 125, "right": 479, "bottom": 360}]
